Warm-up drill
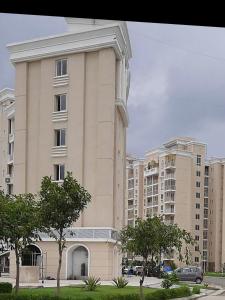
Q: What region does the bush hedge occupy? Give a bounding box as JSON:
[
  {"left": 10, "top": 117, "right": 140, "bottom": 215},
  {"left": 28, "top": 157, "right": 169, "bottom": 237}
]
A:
[
  {"left": 192, "top": 286, "right": 201, "bottom": 294},
  {"left": 0, "top": 282, "right": 13, "bottom": 294},
  {"left": 0, "top": 286, "right": 192, "bottom": 300},
  {"left": 0, "top": 295, "right": 71, "bottom": 300},
  {"left": 103, "top": 286, "right": 191, "bottom": 300}
]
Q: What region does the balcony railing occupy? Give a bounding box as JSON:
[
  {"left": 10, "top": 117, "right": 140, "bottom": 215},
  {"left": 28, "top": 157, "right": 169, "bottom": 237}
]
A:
[
  {"left": 164, "top": 197, "right": 175, "bottom": 203},
  {"left": 164, "top": 174, "right": 175, "bottom": 180},
  {"left": 144, "top": 167, "right": 159, "bottom": 177},
  {"left": 164, "top": 185, "right": 176, "bottom": 191},
  {"left": 8, "top": 154, "right": 14, "bottom": 162},
  {"left": 164, "top": 209, "right": 175, "bottom": 214},
  {"left": 165, "top": 160, "right": 176, "bottom": 168},
  {"left": 8, "top": 133, "right": 14, "bottom": 143}
]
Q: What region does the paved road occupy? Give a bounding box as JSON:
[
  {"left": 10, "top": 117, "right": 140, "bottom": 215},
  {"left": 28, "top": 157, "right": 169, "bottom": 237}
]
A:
[{"left": 204, "top": 276, "right": 225, "bottom": 288}]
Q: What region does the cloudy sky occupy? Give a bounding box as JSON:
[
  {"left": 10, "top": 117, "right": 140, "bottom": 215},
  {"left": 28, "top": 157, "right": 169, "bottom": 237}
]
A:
[{"left": 1, "top": 14, "right": 225, "bottom": 159}]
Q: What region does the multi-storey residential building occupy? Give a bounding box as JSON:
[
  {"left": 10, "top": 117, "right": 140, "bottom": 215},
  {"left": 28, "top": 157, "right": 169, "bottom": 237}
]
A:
[
  {"left": 126, "top": 155, "right": 144, "bottom": 227},
  {"left": 206, "top": 158, "right": 225, "bottom": 272},
  {"left": 0, "top": 18, "right": 132, "bottom": 281},
  {"left": 126, "top": 137, "right": 221, "bottom": 272},
  {"left": 0, "top": 88, "right": 15, "bottom": 195}
]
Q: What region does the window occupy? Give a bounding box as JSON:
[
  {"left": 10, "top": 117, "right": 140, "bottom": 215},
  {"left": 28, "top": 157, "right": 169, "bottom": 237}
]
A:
[
  {"left": 197, "top": 155, "right": 201, "bottom": 166},
  {"left": 204, "top": 177, "right": 209, "bottom": 186},
  {"left": 54, "top": 164, "right": 65, "bottom": 181},
  {"left": 204, "top": 198, "right": 208, "bottom": 208},
  {"left": 55, "top": 129, "right": 66, "bottom": 146},
  {"left": 196, "top": 171, "right": 201, "bottom": 176},
  {"left": 195, "top": 257, "right": 199, "bottom": 262},
  {"left": 8, "top": 142, "right": 14, "bottom": 157},
  {"left": 203, "top": 231, "right": 208, "bottom": 239},
  {"left": 195, "top": 225, "right": 200, "bottom": 230},
  {"left": 203, "top": 219, "right": 208, "bottom": 229},
  {"left": 195, "top": 235, "right": 199, "bottom": 241},
  {"left": 196, "top": 203, "right": 200, "bottom": 209},
  {"left": 55, "top": 94, "right": 66, "bottom": 112},
  {"left": 196, "top": 181, "right": 200, "bottom": 187},
  {"left": 204, "top": 209, "right": 208, "bottom": 218},
  {"left": 196, "top": 214, "right": 200, "bottom": 220},
  {"left": 203, "top": 241, "right": 207, "bottom": 249},
  {"left": 56, "top": 59, "right": 67, "bottom": 76},
  {"left": 8, "top": 118, "right": 13, "bottom": 134},
  {"left": 7, "top": 164, "right": 13, "bottom": 176},
  {"left": 196, "top": 192, "right": 200, "bottom": 198},
  {"left": 195, "top": 245, "right": 199, "bottom": 251},
  {"left": 7, "top": 184, "right": 13, "bottom": 195}
]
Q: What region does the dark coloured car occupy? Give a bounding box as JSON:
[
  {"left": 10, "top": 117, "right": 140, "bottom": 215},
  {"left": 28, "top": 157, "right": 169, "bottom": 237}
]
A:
[{"left": 174, "top": 266, "right": 203, "bottom": 284}]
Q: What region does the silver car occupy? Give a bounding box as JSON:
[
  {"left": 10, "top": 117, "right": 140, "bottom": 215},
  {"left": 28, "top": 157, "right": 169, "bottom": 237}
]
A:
[{"left": 174, "top": 266, "right": 203, "bottom": 284}]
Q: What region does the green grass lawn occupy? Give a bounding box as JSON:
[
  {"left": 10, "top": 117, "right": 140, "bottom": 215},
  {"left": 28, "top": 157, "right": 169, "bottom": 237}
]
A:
[{"left": 14, "top": 285, "right": 157, "bottom": 299}]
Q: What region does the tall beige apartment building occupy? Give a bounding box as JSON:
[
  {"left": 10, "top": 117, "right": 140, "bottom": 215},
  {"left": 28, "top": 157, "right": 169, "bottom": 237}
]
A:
[
  {"left": 0, "top": 18, "right": 132, "bottom": 280},
  {"left": 126, "top": 137, "right": 225, "bottom": 272}
]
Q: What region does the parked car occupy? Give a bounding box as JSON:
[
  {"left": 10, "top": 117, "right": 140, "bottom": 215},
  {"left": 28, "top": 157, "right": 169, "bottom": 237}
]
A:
[
  {"left": 174, "top": 266, "right": 203, "bottom": 284},
  {"left": 122, "top": 267, "right": 128, "bottom": 275},
  {"left": 133, "top": 266, "right": 143, "bottom": 275}
]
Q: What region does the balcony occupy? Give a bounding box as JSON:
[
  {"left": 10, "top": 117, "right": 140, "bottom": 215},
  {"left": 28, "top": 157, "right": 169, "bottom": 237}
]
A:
[
  {"left": 164, "top": 197, "right": 175, "bottom": 204},
  {"left": 164, "top": 173, "right": 175, "bottom": 180},
  {"left": 164, "top": 185, "right": 176, "bottom": 192},
  {"left": 144, "top": 167, "right": 159, "bottom": 177},
  {"left": 164, "top": 206, "right": 175, "bottom": 215},
  {"left": 165, "top": 160, "right": 176, "bottom": 169}
]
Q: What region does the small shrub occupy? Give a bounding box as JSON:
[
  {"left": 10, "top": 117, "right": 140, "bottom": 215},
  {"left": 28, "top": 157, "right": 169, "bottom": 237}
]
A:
[
  {"left": 192, "top": 286, "right": 201, "bottom": 294},
  {"left": 0, "top": 283, "right": 12, "bottom": 294},
  {"left": 83, "top": 276, "right": 101, "bottom": 291},
  {"left": 145, "top": 286, "right": 191, "bottom": 300},
  {"left": 161, "top": 272, "right": 179, "bottom": 289},
  {"left": 204, "top": 282, "right": 209, "bottom": 288},
  {"left": 112, "top": 276, "right": 129, "bottom": 288}
]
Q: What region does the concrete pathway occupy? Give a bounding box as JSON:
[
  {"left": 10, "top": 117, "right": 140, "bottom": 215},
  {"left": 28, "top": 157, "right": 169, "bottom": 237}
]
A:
[
  {"left": 195, "top": 289, "right": 225, "bottom": 299},
  {"left": 0, "top": 275, "right": 163, "bottom": 288}
]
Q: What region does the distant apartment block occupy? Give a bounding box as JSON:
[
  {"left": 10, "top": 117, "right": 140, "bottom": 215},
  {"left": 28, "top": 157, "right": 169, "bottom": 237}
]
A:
[{"left": 126, "top": 137, "right": 225, "bottom": 272}]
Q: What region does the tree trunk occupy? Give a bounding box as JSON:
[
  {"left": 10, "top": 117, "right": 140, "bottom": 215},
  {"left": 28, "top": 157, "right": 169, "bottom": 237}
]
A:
[
  {"left": 15, "top": 244, "right": 20, "bottom": 295},
  {"left": 56, "top": 240, "right": 63, "bottom": 296},
  {"left": 139, "top": 259, "right": 147, "bottom": 300}
]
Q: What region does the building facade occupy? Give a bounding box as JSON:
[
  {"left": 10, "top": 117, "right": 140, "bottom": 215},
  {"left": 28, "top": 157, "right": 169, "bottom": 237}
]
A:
[
  {"left": 0, "top": 18, "right": 132, "bottom": 280},
  {"left": 126, "top": 137, "right": 225, "bottom": 272}
]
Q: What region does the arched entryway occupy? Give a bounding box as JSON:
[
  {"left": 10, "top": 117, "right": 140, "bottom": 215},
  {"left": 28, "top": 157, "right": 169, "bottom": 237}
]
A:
[
  {"left": 21, "top": 244, "right": 42, "bottom": 267},
  {"left": 66, "top": 245, "right": 89, "bottom": 280}
]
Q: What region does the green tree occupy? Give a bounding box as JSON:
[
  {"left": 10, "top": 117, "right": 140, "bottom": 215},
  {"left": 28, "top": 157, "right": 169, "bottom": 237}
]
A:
[
  {"left": 119, "top": 216, "right": 194, "bottom": 300},
  {"left": 0, "top": 192, "right": 40, "bottom": 294},
  {"left": 38, "top": 172, "right": 91, "bottom": 296}
]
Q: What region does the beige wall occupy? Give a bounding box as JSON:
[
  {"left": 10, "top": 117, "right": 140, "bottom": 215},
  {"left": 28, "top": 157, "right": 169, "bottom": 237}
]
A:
[
  {"left": 10, "top": 241, "right": 121, "bottom": 280},
  {"left": 13, "top": 49, "right": 125, "bottom": 229}
]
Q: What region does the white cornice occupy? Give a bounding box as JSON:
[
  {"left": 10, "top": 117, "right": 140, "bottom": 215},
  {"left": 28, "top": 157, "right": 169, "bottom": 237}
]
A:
[
  {"left": 7, "top": 24, "right": 132, "bottom": 65},
  {"left": 0, "top": 88, "right": 15, "bottom": 104}
]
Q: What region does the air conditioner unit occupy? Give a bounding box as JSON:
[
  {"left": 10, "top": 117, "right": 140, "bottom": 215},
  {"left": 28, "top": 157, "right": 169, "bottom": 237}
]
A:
[{"left": 5, "top": 178, "right": 10, "bottom": 183}]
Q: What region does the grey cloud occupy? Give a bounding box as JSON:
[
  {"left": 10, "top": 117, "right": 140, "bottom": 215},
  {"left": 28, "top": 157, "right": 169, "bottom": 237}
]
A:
[{"left": 1, "top": 15, "right": 225, "bottom": 158}]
